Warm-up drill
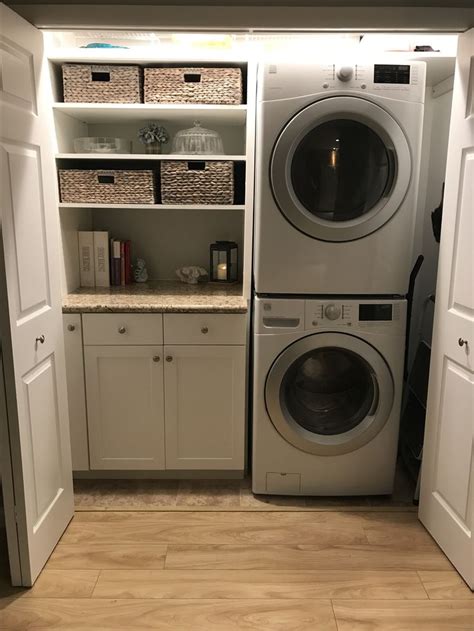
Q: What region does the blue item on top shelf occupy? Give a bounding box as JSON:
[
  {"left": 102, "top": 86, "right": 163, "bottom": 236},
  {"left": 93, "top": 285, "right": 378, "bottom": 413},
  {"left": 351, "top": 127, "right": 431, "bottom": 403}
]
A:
[{"left": 81, "top": 43, "right": 129, "bottom": 49}]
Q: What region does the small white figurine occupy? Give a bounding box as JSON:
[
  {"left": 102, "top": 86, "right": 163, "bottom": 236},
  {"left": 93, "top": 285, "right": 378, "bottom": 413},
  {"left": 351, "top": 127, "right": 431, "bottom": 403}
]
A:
[
  {"left": 176, "top": 266, "right": 208, "bottom": 284},
  {"left": 134, "top": 258, "right": 148, "bottom": 283}
]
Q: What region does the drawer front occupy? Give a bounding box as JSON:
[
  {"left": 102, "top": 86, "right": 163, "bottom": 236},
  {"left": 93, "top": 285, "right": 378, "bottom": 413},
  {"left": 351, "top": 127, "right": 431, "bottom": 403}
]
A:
[
  {"left": 164, "top": 313, "right": 246, "bottom": 345},
  {"left": 83, "top": 314, "right": 163, "bottom": 346}
]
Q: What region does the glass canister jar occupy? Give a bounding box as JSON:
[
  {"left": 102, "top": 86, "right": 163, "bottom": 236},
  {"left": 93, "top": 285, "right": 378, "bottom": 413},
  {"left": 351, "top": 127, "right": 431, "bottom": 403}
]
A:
[{"left": 172, "top": 121, "right": 224, "bottom": 155}]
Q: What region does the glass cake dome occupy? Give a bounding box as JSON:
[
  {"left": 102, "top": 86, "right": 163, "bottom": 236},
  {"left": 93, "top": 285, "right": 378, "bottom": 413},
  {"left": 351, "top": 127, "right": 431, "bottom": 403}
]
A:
[{"left": 172, "top": 121, "right": 224, "bottom": 155}]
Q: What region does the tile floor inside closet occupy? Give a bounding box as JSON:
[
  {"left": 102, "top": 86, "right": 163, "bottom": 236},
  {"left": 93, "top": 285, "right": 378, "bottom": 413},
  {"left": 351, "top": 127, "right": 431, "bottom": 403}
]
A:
[{"left": 72, "top": 462, "right": 416, "bottom": 511}]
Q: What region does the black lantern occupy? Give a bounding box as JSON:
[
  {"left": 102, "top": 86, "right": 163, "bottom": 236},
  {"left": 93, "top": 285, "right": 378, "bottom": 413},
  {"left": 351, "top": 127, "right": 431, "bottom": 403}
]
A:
[{"left": 210, "top": 240, "right": 238, "bottom": 283}]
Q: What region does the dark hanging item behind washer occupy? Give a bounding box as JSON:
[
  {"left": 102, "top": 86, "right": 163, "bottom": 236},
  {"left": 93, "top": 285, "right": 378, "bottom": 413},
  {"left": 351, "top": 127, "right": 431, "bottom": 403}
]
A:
[{"left": 431, "top": 183, "right": 444, "bottom": 243}]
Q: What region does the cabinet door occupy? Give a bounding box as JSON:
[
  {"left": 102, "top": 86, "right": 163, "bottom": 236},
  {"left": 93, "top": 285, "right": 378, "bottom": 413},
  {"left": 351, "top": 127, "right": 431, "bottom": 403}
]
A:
[
  {"left": 63, "top": 315, "right": 89, "bottom": 471},
  {"left": 84, "top": 346, "right": 165, "bottom": 470},
  {"left": 164, "top": 345, "right": 246, "bottom": 470}
]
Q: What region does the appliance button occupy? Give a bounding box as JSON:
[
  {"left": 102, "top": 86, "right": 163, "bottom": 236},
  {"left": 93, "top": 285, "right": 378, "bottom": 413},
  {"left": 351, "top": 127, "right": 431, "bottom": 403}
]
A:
[{"left": 324, "top": 304, "right": 342, "bottom": 320}]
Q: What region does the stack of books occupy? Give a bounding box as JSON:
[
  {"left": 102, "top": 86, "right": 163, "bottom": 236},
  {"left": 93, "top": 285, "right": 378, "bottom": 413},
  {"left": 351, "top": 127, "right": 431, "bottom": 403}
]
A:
[{"left": 78, "top": 231, "right": 132, "bottom": 287}]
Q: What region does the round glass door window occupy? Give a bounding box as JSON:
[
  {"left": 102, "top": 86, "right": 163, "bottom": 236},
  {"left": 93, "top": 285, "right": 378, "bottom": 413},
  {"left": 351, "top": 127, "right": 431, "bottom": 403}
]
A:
[
  {"left": 290, "top": 119, "right": 392, "bottom": 222},
  {"left": 265, "top": 332, "right": 395, "bottom": 455},
  {"left": 270, "top": 96, "right": 412, "bottom": 242},
  {"left": 281, "top": 346, "right": 376, "bottom": 436}
]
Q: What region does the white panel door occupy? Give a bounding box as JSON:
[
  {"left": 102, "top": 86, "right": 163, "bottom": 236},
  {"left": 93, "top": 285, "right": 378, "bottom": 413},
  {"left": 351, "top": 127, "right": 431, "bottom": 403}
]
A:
[
  {"left": 419, "top": 29, "right": 474, "bottom": 589},
  {"left": 164, "top": 345, "right": 246, "bottom": 470},
  {"left": 84, "top": 346, "right": 165, "bottom": 470},
  {"left": 63, "top": 315, "right": 89, "bottom": 471},
  {"left": 0, "top": 5, "right": 74, "bottom": 586}
]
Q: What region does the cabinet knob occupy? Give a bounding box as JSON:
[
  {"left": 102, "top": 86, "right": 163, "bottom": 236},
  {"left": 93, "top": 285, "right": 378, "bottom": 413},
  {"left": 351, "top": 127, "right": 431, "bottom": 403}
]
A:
[
  {"left": 153, "top": 355, "right": 160, "bottom": 363},
  {"left": 458, "top": 338, "right": 469, "bottom": 348},
  {"left": 35, "top": 335, "right": 45, "bottom": 345},
  {"left": 118, "top": 326, "right": 127, "bottom": 334},
  {"left": 67, "top": 324, "right": 76, "bottom": 332},
  {"left": 166, "top": 355, "right": 173, "bottom": 362},
  {"left": 201, "top": 326, "right": 209, "bottom": 334}
]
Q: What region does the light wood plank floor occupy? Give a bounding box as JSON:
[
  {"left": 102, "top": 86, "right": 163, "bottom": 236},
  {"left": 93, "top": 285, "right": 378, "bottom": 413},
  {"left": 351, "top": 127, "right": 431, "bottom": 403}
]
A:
[{"left": 1, "top": 510, "right": 473, "bottom": 629}]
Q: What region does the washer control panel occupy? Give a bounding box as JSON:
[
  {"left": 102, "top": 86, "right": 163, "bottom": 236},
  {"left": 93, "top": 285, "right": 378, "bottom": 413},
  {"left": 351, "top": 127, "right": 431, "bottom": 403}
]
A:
[{"left": 304, "top": 299, "right": 406, "bottom": 334}]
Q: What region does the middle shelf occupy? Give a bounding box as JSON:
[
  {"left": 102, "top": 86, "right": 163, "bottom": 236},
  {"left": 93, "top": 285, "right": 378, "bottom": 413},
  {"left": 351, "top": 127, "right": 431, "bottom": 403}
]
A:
[{"left": 56, "top": 153, "right": 247, "bottom": 161}]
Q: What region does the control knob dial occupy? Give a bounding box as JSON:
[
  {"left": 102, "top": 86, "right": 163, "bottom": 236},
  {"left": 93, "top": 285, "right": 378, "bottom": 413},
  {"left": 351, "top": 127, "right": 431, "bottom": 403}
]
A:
[
  {"left": 325, "top": 303, "right": 342, "bottom": 320},
  {"left": 336, "top": 65, "right": 354, "bottom": 81}
]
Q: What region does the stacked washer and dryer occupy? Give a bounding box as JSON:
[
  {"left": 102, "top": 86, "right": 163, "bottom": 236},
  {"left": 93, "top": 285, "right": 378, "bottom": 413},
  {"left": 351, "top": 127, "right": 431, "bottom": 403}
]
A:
[{"left": 252, "top": 61, "right": 426, "bottom": 496}]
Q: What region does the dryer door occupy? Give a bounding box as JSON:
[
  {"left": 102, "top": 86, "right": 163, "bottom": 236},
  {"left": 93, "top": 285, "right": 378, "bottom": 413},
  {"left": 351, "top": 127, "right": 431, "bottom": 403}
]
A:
[
  {"left": 271, "top": 96, "right": 411, "bottom": 242},
  {"left": 265, "top": 332, "right": 394, "bottom": 455}
]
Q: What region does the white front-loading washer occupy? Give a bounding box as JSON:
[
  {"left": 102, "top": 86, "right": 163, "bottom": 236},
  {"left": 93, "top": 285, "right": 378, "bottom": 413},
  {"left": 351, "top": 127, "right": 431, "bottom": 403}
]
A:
[
  {"left": 254, "top": 61, "right": 426, "bottom": 295},
  {"left": 252, "top": 296, "right": 407, "bottom": 495}
]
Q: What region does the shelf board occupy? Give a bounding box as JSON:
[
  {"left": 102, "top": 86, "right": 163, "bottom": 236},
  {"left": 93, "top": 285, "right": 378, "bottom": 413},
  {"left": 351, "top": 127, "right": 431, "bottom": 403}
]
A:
[
  {"left": 53, "top": 103, "right": 247, "bottom": 125},
  {"left": 48, "top": 49, "right": 249, "bottom": 65},
  {"left": 56, "top": 153, "right": 246, "bottom": 161},
  {"left": 58, "top": 202, "right": 245, "bottom": 210}
]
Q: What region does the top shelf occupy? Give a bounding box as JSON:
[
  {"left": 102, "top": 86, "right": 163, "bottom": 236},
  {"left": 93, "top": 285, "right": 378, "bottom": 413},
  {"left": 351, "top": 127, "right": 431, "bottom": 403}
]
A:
[{"left": 53, "top": 103, "right": 247, "bottom": 125}]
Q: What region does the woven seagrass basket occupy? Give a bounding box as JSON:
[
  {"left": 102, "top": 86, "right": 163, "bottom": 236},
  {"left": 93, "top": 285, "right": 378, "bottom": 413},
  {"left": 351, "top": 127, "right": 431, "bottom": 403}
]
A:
[
  {"left": 144, "top": 67, "right": 242, "bottom": 105},
  {"left": 160, "top": 161, "right": 234, "bottom": 205},
  {"left": 59, "top": 170, "right": 155, "bottom": 204},
  {"left": 62, "top": 64, "right": 142, "bottom": 103}
]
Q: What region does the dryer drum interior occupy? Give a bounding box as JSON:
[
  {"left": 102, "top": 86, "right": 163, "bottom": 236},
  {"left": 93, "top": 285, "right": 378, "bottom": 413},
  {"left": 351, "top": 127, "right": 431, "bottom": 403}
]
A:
[
  {"left": 265, "top": 332, "right": 395, "bottom": 456},
  {"left": 290, "top": 119, "right": 395, "bottom": 222}
]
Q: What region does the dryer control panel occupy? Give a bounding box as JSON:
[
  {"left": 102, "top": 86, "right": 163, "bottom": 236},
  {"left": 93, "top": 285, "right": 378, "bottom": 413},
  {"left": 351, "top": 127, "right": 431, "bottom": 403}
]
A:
[
  {"left": 260, "top": 61, "right": 426, "bottom": 104},
  {"left": 304, "top": 299, "right": 406, "bottom": 335}
]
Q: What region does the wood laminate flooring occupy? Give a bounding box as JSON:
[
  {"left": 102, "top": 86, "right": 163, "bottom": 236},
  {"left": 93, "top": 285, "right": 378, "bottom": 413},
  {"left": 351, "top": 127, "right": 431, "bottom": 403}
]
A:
[{"left": 1, "top": 509, "right": 472, "bottom": 629}]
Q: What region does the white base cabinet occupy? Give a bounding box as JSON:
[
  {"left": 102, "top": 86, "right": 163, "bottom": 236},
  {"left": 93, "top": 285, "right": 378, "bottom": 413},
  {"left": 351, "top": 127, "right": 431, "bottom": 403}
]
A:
[
  {"left": 164, "top": 345, "right": 246, "bottom": 470},
  {"left": 84, "top": 345, "right": 165, "bottom": 470},
  {"left": 66, "top": 312, "right": 247, "bottom": 472}
]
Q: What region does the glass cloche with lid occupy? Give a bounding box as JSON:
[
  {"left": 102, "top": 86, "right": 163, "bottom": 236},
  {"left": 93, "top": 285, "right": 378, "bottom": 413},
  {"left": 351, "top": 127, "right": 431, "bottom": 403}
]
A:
[{"left": 172, "top": 121, "right": 224, "bottom": 155}]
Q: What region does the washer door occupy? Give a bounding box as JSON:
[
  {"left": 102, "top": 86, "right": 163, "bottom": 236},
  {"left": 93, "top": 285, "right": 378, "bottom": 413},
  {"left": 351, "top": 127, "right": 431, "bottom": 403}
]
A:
[
  {"left": 271, "top": 96, "right": 411, "bottom": 242},
  {"left": 265, "top": 333, "right": 394, "bottom": 455}
]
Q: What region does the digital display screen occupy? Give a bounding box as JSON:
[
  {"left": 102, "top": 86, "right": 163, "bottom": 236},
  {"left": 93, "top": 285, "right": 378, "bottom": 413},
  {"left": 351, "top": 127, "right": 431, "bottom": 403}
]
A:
[
  {"left": 359, "top": 304, "right": 393, "bottom": 321},
  {"left": 374, "top": 64, "right": 410, "bottom": 84}
]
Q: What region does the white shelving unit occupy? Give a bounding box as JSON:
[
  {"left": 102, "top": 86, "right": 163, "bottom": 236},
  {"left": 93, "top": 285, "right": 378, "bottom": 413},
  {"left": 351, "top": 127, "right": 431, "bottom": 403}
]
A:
[{"left": 51, "top": 55, "right": 256, "bottom": 296}]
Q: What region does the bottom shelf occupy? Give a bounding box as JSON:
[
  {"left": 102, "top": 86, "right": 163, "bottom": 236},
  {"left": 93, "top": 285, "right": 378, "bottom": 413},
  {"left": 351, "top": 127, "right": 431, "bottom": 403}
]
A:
[{"left": 59, "top": 202, "right": 245, "bottom": 210}]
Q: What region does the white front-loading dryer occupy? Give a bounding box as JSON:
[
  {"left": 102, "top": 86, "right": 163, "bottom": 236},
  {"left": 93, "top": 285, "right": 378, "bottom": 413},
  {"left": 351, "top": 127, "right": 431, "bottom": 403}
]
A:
[
  {"left": 254, "top": 61, "right": 426, "bottom": 295},
  {"left": 252, "top": 296, "right": 407, "bottom": 495}
]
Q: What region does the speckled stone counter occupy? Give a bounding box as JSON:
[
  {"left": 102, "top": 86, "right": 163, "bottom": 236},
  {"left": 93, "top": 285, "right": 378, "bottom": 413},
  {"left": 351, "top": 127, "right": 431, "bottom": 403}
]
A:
[{"left": 62, "top": 281, "right": 248, "bottom": 314}]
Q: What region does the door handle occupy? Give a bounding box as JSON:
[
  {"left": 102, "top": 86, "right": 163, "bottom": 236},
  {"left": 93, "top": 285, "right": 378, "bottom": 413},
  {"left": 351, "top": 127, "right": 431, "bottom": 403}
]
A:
[
  {"left": 35, "top": 335, "right": 45, "bottom": 344},
  {"left": 458, "top": 338, "right": 468, "bottom": 348}
]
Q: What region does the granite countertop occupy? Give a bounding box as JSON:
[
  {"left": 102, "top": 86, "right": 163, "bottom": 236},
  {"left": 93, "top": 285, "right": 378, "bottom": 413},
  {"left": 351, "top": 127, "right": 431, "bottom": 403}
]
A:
[{"left": 62, "top": 281, "right": 248, "bottom": 314}]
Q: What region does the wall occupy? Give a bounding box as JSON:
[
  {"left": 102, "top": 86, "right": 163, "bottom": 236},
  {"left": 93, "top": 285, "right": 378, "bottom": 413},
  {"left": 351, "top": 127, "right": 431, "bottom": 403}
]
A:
[
  {"left": 408, "top": 81, "right": 453, "bottom": 367},
  {"left": 91, "top": 208, "right": 244, "bottom": 281}
]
